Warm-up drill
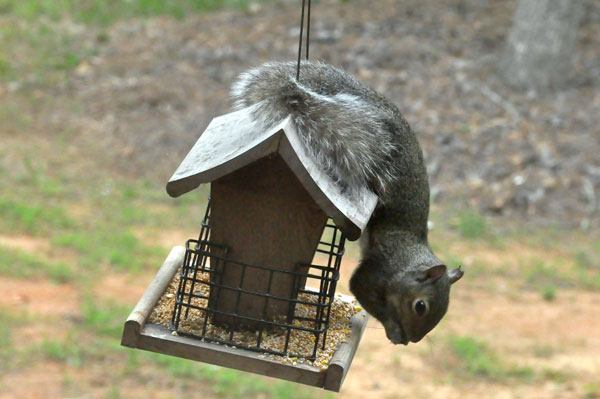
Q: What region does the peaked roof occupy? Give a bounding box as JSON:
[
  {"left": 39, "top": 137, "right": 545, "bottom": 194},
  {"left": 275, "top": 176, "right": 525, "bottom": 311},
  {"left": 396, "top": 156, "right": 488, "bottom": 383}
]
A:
[{"left": 166, "top": 104, "right": 378, "bottom": 240}]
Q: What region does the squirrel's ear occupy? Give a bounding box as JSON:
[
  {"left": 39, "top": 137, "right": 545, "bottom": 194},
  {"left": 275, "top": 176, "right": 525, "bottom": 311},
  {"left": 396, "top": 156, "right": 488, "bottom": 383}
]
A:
[
  {"left": 448, "top": 266, "right": 464, "bottom": 285},
  {"left": 418, "top": 264, "right": 446, "bottom": 282}
]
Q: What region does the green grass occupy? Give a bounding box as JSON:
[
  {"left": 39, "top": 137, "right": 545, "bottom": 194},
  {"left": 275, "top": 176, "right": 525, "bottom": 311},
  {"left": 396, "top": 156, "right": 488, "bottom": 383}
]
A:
[
  {"left": 523, "top": 255, "right": 600, "bottom": 292},
  {"left": 0, "top": 245, "right": 74, "bottom": 283},
  {"left": 0, "top": 17, "right": 93, "bottom": 84},
  {"left": 105, "top": 386, "right": 122, "bottom": 399},
  {"left": 151, "top": 354, "right": 330, "bottom": 399},
  {"left": 524, "top": 258, "right": 562, "bottom": 288},
  {"left": 456, "top": 211, "right": 487, "bottom": 239},
  {"left": 52, "top": 228, "right": 163, "bottom": 273},
  {"left": 0, "top": 309, "right": 31, "bottom": 371},
  {"left": 40, "top": 340, "right": 84, "bottom": 366},
  {"left": 0, "top": 0, "right": 262, "bottom": 25},
  {"left": 0, "top": 198, "right": 75, "bottom": 235},
  {"left": 37, "top": 333, "right": 125, "bottom": 368},
  {"left": 0, "top": 0, "right": 275, "bottom": 86},
  {"left": 0, "top": 52, "right": 14, "bottom": 77},
  {"left": 574, "top": 250, "right": 594, "bottom": 270},
  {"left": 540, "top": 285, "right": 556, "bottom": 301},
  {"left": 583, "top": 382, "right": 600, "bottom": 399},
  {"left": 81, "top": 298, "right": 131, "bottom": 337},
  {"left": 531, "top": 344, "right": 555, "bottom": 359},
  {"left": 0, "top": 311, "right": 15, "bottom": 371},
  {"left": 0, "top": 98, "right": 32, "bottom": 135},
  {"left": 1, "top": 161, "right": 178, "bottom": 278},
  {"left": 573, "top": 249, "right": 600, "bottom": 291},
  {"left": 449, "top": 335, "right": 503, "bottom": 378},
  {"left": 448, "top": 335, "right": 534, "bottom": 381},
  {"left": 540, "top": 368, "right": 570, "bottom": 384}
]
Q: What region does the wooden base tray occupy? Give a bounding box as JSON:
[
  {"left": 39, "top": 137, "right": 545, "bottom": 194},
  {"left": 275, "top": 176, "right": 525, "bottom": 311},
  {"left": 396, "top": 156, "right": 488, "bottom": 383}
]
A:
[{"left": 120, "top": 246, "right": 369, "bottom": 392}]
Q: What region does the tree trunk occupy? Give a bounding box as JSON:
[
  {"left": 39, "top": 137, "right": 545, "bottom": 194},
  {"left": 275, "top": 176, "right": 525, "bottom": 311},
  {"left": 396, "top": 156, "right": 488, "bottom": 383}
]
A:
[{"left": 498, "top": 0, "right": 585, "bottom": 93}]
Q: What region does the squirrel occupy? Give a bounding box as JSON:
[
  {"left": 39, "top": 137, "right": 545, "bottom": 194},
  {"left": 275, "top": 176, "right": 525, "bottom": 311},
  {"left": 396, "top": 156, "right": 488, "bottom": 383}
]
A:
[{"left": 230, "top": 60, "right": 464, "bottom": 345}]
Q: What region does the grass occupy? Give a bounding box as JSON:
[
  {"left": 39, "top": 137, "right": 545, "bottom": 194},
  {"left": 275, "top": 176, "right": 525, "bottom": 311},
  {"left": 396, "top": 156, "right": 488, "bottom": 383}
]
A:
[
  {"left": 448, "top": 335, "right": 502, "bottom": 378},
  {"left": 0, "top": 97, "right": 31, "bottom": 134},
  {"left": 0, "top": 198, "right": 75, "bottom": 235},
  {"left": 81, "top": 298, "right": 131, "bottom": 337},
  {"left": 573, "top": 249, "right": 600, "bottom": 291},
  {"left": 0, "top": 0, "right": 276, "bottom": 87},
  {"left": 531, "top": 344, "right": 555, "bottom": 359},
  {"left": 524, "top": 258, "right": 562, "bottom": 287},
  {"left": 540, "top": 368, "right": 570, "bottom": 384},
  {"left": 0, "top": 0, "right": 261, "bottom": 25},
  {"left": 40, "top": 340, "right": 84, "bottom": 366},
  {"left": 574, "top": 250, "right": 594, "bottom": 270},
  {"left": 52, "top": 228, "right": 162, "bottom": 273},
  {"left": 583, "top": 382, "right": 600, "bottom": 399},
  {"left": 105, "top": 386, "right": 122, "bottom": 399},
  {"left": 37, "top": 333, "right": 127, "bottom": 368},
  {"left": 1, "top": 158, "right": 183, "bottom": 278},
  {"left": 0, "top": 17, "right": 93, "bottom": 85},
  {"left": 540, "top": 285, "right": 556, "bottom": 301},
  {"left": 447, "top": 335, "right": 535, "bottom": 381},
  {"left": 456, "top": 211, "right": 487, "bottom": 239},
  {"left": 152, "top": 354, "right": 329, "bottom": 399},
  {"left": 0, "top": 309, "right": 31, "bottom": 371},
  {"left": 45, "top": 182, "right": 168, "bottom": 273},
  {"left": 0, "top": 163, "right": 170, "bottom": 279},
  {"left": 0, "top": 245, "right": 74, "bottom": 283},
  {"left": 0, "top": 311, "right": 15, "bottom": 371},
  {"left": 523, "top": 255, "right": 600, "bottom": 292}
]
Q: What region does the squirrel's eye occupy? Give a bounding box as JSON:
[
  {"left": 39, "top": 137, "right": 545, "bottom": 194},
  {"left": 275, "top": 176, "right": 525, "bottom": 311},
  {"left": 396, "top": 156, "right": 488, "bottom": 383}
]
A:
[{"left": 413, "top": 299, "right": 428, "bottom": 317}]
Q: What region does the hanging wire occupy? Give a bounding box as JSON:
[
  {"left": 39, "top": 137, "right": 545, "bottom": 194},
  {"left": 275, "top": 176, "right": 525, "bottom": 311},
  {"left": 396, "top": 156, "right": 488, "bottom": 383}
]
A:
[
  {"left": 296, "top": 0, "right": 312, "bottom": 81},
  {"left": 306, "top": 0, "right": 311, "bottom": 60}
]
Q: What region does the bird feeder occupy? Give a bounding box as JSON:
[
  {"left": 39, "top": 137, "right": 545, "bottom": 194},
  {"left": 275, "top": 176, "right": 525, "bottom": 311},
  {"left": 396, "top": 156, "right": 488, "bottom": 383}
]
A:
[{"left": 121, "top": 104, "right": 378, "bottom": 391}]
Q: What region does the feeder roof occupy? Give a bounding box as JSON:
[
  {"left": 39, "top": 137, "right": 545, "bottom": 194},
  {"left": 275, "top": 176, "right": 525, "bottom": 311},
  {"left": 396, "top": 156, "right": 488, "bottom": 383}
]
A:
[{"left": 166, "top": 104, "right": 378, "bottom": 240}]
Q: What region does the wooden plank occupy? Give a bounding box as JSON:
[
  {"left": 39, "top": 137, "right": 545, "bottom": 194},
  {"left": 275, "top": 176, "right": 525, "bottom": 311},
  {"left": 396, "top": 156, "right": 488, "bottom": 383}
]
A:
[
  {"left": 137, "top": 323, "right": 326, "bottom": 387},
  {"left": 323, "top": 309, "right": 370, "bottom": 392},
  {"left": 210, "top": 155, "right": 328, "bottom": 329},
  {"left": 166, "top": 105, "right": 288, "bottom": 197},
  {"left": 121, "top": 246, "right": 185, "bottom": 348}
]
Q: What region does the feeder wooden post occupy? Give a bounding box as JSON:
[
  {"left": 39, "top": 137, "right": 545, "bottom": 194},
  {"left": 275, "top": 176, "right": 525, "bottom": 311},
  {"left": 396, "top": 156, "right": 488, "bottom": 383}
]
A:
[{"left": 210, "top": 155, "right": 327, "bottom": 329}]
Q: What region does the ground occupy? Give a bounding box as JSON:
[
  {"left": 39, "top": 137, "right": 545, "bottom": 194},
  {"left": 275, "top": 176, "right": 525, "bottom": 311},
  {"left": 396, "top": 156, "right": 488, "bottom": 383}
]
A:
[
  {"left": 0, "top": 0, "right": 599, "bottom": 398},
  {"left": 1, "top": 231, "right": 599, "bottom": 399}
]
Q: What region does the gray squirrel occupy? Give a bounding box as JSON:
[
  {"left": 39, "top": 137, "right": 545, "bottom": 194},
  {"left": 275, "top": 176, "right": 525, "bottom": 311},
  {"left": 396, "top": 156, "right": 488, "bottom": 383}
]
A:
[{"left": 231, "top": 60, "right": 463, "bottom": 345}]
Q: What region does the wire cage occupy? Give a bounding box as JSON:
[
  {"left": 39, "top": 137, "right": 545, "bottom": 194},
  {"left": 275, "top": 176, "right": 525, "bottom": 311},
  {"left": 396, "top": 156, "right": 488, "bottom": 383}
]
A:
[{"left": 169, "top": 200, "right": 346, "bottom": 362}]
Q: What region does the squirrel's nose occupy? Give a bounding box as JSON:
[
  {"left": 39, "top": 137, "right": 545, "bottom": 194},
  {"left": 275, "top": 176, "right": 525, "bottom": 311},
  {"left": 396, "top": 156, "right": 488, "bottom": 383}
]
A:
[{"left": 384, "top": 323, "right": 409, "bottom": 345}]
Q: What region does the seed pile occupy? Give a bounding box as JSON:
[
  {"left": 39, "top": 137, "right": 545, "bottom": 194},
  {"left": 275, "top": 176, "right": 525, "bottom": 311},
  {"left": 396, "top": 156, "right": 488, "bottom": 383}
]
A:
[{"left": 148, "top": 268, "right": 363, "bottom": 369}]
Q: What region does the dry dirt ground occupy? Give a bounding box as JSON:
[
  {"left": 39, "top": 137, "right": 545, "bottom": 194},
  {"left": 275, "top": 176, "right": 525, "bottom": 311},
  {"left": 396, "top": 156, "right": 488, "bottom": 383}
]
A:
[{"left": 1, "top": 231, "right": 599, "bottom": 399}]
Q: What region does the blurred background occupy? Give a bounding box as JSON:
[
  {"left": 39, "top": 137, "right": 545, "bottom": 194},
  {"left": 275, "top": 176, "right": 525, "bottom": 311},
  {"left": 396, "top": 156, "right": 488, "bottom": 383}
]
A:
[{"left": 0, "top": 0, "right": 598, "bottom": 398}]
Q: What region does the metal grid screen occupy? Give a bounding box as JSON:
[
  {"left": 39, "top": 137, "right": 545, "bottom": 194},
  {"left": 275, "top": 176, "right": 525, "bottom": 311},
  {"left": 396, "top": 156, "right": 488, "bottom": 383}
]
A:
[{"left": 169, "top": 200, "right": 346, "bottom": 361}]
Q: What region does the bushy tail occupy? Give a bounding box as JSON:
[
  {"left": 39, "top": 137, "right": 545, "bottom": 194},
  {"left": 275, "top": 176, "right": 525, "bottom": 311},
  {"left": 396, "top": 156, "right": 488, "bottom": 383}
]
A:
[{"left": 230, "top": 61, "right": 402, "bottom": 193}]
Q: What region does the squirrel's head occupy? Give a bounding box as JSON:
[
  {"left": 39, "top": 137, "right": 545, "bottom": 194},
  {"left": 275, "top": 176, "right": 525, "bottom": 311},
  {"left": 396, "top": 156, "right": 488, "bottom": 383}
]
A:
[{"left": 350, "top": 250, "right": 464, "bottom": 345}]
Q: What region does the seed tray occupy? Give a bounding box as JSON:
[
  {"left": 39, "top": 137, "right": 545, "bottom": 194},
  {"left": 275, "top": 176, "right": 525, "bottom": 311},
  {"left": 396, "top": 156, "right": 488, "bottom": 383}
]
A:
[{"left": 121, "top": 246, "right": 369, "bottom": 392}]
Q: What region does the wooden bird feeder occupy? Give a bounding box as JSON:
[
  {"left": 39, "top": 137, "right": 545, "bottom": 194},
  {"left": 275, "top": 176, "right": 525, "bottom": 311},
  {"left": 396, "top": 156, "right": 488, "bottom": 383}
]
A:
[{"left": 121, "top": 104, "right": 378, "bottom": 391}]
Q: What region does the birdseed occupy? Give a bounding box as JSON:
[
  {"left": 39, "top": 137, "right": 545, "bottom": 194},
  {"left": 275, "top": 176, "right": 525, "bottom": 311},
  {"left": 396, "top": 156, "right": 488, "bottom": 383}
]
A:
[{"left": 148, "top": 268, "right": 362, "bottom": 369}]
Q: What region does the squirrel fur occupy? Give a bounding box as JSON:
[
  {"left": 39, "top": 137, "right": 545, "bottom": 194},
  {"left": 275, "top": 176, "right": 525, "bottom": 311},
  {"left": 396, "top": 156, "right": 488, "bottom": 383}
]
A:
[{"left": 231, "top": 60, "right": 463, "bottom": 345}]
